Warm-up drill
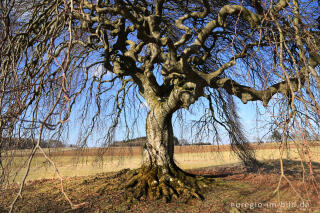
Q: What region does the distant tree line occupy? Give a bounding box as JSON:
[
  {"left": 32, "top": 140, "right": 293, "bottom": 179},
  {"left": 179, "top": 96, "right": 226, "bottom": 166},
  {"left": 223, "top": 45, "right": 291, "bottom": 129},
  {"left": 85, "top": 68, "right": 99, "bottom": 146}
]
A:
[
  {"left": 0, "top": 137, "right": 65, "bottom": 150},
  {"left": 269, "top": 130, "right": 320, "bottom": 142},
  {"left": 111, "top": 137, "right": 212, "bottom": 147},
  {"left": 112, "top": 136, "right": 181, "bottom": 147},
  {"left": 112, "top": 137, "right": 180, "bottom": 147}
]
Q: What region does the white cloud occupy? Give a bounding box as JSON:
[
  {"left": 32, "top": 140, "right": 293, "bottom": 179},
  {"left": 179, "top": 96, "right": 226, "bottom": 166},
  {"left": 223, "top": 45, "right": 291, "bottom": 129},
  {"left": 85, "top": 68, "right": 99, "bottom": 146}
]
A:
[
  {"left": 91, "top": 64, "right": 104, "bottom": 77},
  {"left": 90, "top": 63, "right": 115, "bottom": 79},
  {"left": 139, "top": 101, "right": 148, "bottom": 109}
]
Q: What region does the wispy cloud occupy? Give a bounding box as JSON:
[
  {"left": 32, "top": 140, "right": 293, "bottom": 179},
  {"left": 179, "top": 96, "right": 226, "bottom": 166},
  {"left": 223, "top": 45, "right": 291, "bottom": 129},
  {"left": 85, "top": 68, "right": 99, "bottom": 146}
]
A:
[
  {"left": 139, "top": 101, "right": 148, "bottom": 109},
  {"left": 91, "top": 63, "right": 114, "bottom": 78}
]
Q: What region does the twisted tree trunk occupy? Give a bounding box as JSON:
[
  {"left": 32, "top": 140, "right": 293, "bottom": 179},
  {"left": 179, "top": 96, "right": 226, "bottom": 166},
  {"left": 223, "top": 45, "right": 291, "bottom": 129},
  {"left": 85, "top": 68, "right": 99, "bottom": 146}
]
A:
[
  {"left": 143, "top": 109, "right": 175, "bottom": 168},
  {"left": 125, "top": 107, "right": 209, "bottom": 201}
]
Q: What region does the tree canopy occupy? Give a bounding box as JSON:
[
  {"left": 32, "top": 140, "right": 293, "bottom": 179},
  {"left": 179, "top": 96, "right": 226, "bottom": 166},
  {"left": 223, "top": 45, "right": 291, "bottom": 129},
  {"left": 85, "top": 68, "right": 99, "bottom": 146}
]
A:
[{"left": 1, "top": 0, "right": 320, "bottom": 205}]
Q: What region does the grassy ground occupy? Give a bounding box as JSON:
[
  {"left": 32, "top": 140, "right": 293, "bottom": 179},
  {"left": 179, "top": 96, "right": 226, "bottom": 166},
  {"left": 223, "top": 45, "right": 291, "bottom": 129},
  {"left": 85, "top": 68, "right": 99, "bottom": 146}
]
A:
[
  {"left": 1, "top": 160, "right": 320, "bottom": 212},
  {"left": 1, "top": 144, "right": 320, "bottom": 212},
  {"left": 5, "top": 144, "right": 320, "bottom": 183}
]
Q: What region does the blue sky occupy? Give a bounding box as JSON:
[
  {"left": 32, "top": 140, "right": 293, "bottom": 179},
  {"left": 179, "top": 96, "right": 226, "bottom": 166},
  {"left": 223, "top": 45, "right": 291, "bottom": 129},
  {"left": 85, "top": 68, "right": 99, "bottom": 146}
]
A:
[
  {"left": 65, "top": 93, "right": 271, "bottom": 147},
  {"left": 61, "top": 60, "right": 275, "bottom": 147}
]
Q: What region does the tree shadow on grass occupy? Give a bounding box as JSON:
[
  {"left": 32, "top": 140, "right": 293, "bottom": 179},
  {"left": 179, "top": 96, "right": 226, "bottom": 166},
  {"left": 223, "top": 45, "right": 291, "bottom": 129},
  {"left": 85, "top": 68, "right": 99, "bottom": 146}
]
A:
[
  {"left": 258, "top": 159, "right": 320, "bottom": 178},
  {"left": 188, "top": 159, "right": 320, "bottom": 178},
  {"left": 196, "top": 160, "right": 320, "bottom": 212}
]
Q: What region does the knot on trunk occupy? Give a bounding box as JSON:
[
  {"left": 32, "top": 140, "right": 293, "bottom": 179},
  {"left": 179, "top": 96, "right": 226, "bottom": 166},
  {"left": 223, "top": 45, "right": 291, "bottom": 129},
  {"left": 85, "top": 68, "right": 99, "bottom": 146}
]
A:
[{"left": 178, "top": 82, "right": 197, "bottom": 109}]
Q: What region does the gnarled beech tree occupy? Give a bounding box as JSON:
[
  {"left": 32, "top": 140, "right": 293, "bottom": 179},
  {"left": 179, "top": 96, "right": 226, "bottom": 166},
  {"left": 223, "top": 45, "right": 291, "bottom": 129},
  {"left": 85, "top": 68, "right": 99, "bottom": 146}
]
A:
[{"left": 1, "top": 0, "right": 320, "bottom": 202}]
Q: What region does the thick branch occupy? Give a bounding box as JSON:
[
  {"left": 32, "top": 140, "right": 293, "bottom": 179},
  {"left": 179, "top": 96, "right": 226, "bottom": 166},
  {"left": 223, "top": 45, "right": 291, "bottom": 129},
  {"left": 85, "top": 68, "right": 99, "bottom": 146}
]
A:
[
  {"left": 174, "top": 0, "right": 210, "bottom": 47},
  {"left": 182, "top": 4, "right": 262, "bottom": 58},
  {"left": 211, "top": 77, "right": 304, "bottom": 106}
]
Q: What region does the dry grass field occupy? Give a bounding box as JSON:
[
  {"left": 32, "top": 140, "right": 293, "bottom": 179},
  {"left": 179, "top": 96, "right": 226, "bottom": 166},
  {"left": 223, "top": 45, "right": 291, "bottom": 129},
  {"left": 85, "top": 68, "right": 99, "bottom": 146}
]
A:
[
  {"left": 3, "top": 142, "right": 320, "bottom": 183},
  {"left": 1, "top": 160, "right": 320, "bottom": 212},
  {"left": 1, "top": 142, "right": 320, "bottom": 212}
]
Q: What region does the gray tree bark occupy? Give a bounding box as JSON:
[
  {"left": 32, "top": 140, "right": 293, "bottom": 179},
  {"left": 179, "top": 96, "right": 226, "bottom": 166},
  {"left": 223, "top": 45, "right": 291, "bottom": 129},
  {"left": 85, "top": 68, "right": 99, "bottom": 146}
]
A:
[
  {"left": 143, "top": 109, "right": 175, "bottom": 168},
  {"left": 124, "top": 105, "right": 209, "bottom": 201}
]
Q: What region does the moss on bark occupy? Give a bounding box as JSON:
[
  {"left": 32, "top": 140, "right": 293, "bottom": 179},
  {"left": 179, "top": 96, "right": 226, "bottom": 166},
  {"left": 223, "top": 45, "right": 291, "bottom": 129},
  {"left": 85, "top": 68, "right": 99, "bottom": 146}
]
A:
[{"left": 123, "top": 163, "right": 213, "bottom": 202}]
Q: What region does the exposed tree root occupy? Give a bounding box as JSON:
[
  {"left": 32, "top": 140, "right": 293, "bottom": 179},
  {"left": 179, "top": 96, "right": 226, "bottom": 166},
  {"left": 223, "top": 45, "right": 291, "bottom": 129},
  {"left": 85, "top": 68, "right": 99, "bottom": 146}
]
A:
[{"left": 122, "top": 164, "right": 213, "bottom": 202}]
